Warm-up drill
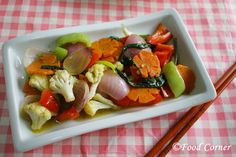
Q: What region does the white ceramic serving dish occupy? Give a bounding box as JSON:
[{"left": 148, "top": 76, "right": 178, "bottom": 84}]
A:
[{"left": 3, "top": 8, "right": 216, "bottom": 152}]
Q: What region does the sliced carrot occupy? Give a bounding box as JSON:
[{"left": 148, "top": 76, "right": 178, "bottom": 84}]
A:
[
  {"left": 26, "top": 54, "right": 60, "bottom": 75},
  {"left": 91, "top": 38, "right": 123, "bottom": 63},
  {"left": 23, "top": 81, "right": 40, "bottom": 95},
  {"left": 127, "top": 88, "right": 162, "bottom": 104},
  {"left": 177, "top": 64, "right": 196, "bottom": 93},
  {"left": 133, "top": 50, "right": 161, "bottom": 78},
  {"left": 114, "top": 90, "right": 162, "bottom": 107},
  {"left": 40, "top": 54, "right": 57, "bottom": 63}
]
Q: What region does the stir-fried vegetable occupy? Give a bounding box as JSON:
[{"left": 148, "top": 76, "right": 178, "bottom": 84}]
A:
[
  {"left": 133, "top": 50, "right": 161, "bottom": 78},
  {"left": 49, "top": 70, "right": 77, "bottom": 102},
  {"left": 52, "top": 46, "right": 68, "bottom": 61},
  {"left": 26, "top": 54, "right": 60, "bottom": 75},
  {"left": 177, "top": 64, "right": 196, "bottom": 93},
  {"left": 39, "top": 89, "right": 59, "bottom": 114},
  {"left": 22, "top": 22, "right": 196, "bottom": 131},
  {"left": 23, "top": 81, "right": 41, "bottom": 96},
  {"left": 163, "top": 61, "right": 185, "bottom": 97},
  {"left": 29, "top": 74, "right": 49, "bottom": 91},
  {"left": 63, "top": 47, "right": 92, "bottom": 75},
  {"left": 98, "top": 70, "right": 130, "bottom": 100},
  {"left": 116, "top": 69, "right": 165, "bottom": 88},
  {"left": 147, "top": 23, "right": 173, "bottom": 44},
  {"left": 73, "top": 80, "right": 90, "bottom": 112},
  {"left": 57, "top": 105, "right": 80, "bottom": 121},
  {"left": 91, "top": 37, "right": 123, "bottom": 63},
  {"left": 56, "top": 33, "right": 92, "bottom": 47},
  {"left": 127, "top": 88, "right": 162, "bottom": 104},
  {"left": 119, "top": 43, "right": 151, "bottom": 64}
]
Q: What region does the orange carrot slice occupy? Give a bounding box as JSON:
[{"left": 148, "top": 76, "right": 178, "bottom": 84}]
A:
[
  {"left": 91, "top": 38, "right": 123, "bottom": 63},
  {"left": 127, "top": 88, "right": 161, "bottom": 104},
  {"left": 133, "top": 50, "right": 161, "bottom": 78},
  {"left": 26, "top": 54, "right": 60, "bottom": 75},
  {"left": 177, "top": 64, "right": 196, "bottom": 93}
]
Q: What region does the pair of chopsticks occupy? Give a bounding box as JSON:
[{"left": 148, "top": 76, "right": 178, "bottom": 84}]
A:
[{"left": 145, "top": 62, "right": 236, "bottom": 157}]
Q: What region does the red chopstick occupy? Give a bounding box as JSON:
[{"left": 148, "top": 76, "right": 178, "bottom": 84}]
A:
[{"left": 145, "top": 62, "right": 236, "bottom": 157}]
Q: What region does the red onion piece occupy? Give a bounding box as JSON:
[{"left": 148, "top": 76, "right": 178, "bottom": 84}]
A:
[
  {"left": 124, "top": 34, "right": 151, "bottom": 58},
  {"left": 62, "top": 43, "right": 87, "bottom": 55},
  {"left": 98, "top": 70, "right": 129, "bottom": 100},
  {"left": 73, "top": 80, "right": 90, "bottom": 112},
  {"left": 63, "top": 47, "right": 92, "bottom": 75}
]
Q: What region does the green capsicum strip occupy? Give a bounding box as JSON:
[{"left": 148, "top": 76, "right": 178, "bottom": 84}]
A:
[
  {"left": 96, "top": 60, "right": 116, "bottom": 71},
  {"left": 52, "top": 46, "right": 68, "bottom": 61},
  {"left": 116, "top": 68, "right": 165, "bottom": 88},
  {"left": 163, "top": 61, "right": 185, "bottom": 97},
  {"left": 109, "top": 36, "right": 120, "bottom": 41},
  {"left": 56, "top": 33, "right": 92, "bottom": 47}
]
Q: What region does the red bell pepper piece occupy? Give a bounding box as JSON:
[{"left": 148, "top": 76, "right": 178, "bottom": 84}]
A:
[
  {"left": 39, "top": 89, "right": 59, "bottom": 113},
  {"left": 147, "top": 32, "right": 173, "bottom": 45},
  {"left": 119, "top": 36, "right": 128, "bottom": 44},
  {"left": 86, "top": 52, "right": 100, "bottom": 69},
  {"left": 147, "top": 23, "right": 173, "bottom": 45},
  {"left": 155, "top": 43, "right": 174, "bottom": 52},
  {"left": 57, "top": 105, "right": 80, "bottom": 122},
  {"left": 160, "top": 85, "right": 174, "bottom": 98},
  {"left": 154, "top": 50, "right": 173, "bottom": 68}
]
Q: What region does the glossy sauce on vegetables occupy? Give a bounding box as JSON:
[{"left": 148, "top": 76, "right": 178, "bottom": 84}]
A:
[{"left": 21, "top": 109, "right": 115, "bottom": 133}]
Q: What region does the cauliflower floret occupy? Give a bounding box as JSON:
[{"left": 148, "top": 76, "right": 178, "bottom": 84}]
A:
[
  {"left": 84, "top": 100, "right": 113, "bottom": 117},
  {"left": 85, "top": 64, "right": 107, "bottom": 84},
  {"left": 29, "top": 74, "right": 49, "bottom": 91},
  {"left": 85, "top": 64, "right": 107, "bottom": 101},
  {"left": 84, "top": 93, "right": 119, "bottom": 117},
  {"left": 49, "top": 70, "right": 77, "bottom": 102},
  {"left": 114, "top": 61, "right": 124, "bottom": 71},
  {"left": 23, "top": 102, "right": 52, "bottom": 130}
]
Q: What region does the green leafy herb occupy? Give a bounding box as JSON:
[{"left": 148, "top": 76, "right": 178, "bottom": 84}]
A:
[
  {"left": 109, "top": 36, "right": 120, "bottom": 41},
  {"left": 119, "top": 43, "right": 152, "bottom": 64},
  {"left": 41, "top": 65, "right": 64, "bottom": 70},
  {"left": 116, "top": 68, "right": 165, "bottom": 88}
]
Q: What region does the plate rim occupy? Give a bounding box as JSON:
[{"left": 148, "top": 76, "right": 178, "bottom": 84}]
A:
[{"left": 3, "top": 8, "right": 216, "bottom": 152}]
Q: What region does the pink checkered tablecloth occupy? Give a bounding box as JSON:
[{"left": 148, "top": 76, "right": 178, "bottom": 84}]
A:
[{"left": 0, "top": 0, "right": 235, "bottom": 156}]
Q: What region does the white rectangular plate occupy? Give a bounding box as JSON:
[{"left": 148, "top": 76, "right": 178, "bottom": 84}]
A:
[{"left": 3, "top": 8, "right": 216, "bottom": 152}]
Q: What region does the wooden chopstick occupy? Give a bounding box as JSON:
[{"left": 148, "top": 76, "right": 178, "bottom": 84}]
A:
[
  {"left": 158, "top": 66, "right": 236, "bottom": 157},
  {"left": 145, "top": 62, "right": 236, "bottom": 157}
]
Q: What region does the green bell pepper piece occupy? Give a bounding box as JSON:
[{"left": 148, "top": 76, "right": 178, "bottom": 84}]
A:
[
  {"left": 56, "top": 33, "right": 91, "bottom": 47},
  {"left": 52, "top": 47, "right": 68, "bottom": 61},
  {"left": 96, "top": 60, "right": 116, "bottom": 71},
  {"left": 163, "top": 61, "right": 185, "bottom": 97}
]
